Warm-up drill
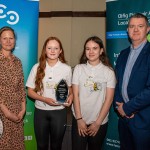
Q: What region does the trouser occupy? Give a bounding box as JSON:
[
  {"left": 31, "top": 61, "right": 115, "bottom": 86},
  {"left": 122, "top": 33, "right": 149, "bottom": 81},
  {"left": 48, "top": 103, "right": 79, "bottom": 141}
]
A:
[
  {"left": 118, "top": 118, "right": 150, "bottom": 150},
  {"left": 34, "top": 108, "right": 67, "bottom": 150},
  {"left": 72, "top": 116, "right": 108, "bottom": 150}
]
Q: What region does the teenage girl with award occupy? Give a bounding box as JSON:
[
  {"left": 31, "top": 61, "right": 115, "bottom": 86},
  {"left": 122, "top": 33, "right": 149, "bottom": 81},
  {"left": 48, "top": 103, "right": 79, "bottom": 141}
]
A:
[
  {"left": 71, "top": 36, "right": 116, "bottom": 150},
  {"left": 26, "top": 36, "right": 73, "bottom": 150},
  {"left": 0, "top": 26, "right": 26, "bottom": 149}
]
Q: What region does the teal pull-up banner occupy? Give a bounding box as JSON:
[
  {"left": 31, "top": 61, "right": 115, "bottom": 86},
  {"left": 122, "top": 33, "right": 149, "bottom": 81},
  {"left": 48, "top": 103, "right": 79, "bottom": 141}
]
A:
[
  {"left": 103, "top": 0, "right": 150, "bottom": 149},
  {"left": 0, "top": 0, "right": 39, "bottom": 149}
]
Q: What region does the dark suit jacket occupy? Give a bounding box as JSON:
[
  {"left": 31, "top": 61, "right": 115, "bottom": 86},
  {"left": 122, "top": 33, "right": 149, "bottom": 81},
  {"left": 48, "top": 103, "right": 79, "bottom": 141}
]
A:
[{"left": 114, "top": 41, "right": 150, "bottom": 129}]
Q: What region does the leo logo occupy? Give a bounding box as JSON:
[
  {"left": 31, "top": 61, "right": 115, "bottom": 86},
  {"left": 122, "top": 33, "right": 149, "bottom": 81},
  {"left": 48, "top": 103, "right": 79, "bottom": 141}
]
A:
[{"left": 0, "top": 4, "right": 19, "bottom": 25}]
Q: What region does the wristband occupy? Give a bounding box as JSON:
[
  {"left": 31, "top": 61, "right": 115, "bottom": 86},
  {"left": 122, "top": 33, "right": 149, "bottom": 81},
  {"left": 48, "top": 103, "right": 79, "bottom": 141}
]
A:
[{"left": 76, "top": 117, "right": 82, "bottom": 121}]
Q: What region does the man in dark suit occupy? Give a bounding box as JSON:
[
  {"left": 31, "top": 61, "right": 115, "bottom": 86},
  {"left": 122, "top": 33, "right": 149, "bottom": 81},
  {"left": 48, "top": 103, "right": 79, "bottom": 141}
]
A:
[{"left": 114, "top": 13, "right": 150, "bottom": 150}]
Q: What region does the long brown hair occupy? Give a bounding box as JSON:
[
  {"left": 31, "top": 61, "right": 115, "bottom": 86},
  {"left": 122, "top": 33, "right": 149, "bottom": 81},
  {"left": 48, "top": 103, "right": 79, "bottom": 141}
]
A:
[
  {"left": 34, "top": 36, "right": 67, "bottom": 93},
  {"left": 80, "top": 36, "right": 112, "bottom": 68}
]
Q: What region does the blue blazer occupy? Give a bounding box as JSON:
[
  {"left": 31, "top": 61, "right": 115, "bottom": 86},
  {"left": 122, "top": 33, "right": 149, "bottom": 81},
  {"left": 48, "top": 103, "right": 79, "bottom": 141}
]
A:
[{"left": 114, "top": 41, "right": 150, "bottom": 129}]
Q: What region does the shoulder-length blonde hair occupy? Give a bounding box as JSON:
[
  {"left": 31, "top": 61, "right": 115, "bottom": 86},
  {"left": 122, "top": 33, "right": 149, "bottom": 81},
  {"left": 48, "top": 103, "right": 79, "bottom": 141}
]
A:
[
  {"left": 0, "top": 26, "right": 16, "bottom": 50},
  {"left": 34, "top": 36, "right": 67, "bottom": 93}
]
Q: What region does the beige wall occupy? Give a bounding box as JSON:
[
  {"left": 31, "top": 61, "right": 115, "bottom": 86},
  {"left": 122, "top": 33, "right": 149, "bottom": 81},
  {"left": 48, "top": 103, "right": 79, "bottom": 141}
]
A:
[{"left": 39, "top": 0, "right": 106, "bottom": 67}]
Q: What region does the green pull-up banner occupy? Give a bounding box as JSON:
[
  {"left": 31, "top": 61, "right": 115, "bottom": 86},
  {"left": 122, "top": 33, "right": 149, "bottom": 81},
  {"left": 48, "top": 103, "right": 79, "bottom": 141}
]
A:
[
  {"left": 103, "top": 0, "right": 150, "bottom": 149},
  {"left": 0, "top": 0, "right": 39, "bottom": 149}
]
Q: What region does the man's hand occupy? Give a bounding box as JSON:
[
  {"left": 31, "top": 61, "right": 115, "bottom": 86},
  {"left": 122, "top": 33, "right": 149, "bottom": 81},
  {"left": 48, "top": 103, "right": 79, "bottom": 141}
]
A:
[
  {"left": 116, "top": 102, "right": 126, "bottom": 117},
  {"left": 116, "top": 102, "right": 135, "bottom": 118}
]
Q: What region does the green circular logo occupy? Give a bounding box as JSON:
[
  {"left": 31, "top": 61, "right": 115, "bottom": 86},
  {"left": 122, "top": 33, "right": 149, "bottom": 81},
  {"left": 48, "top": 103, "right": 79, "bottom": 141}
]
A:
[{"left": 147, "top": 34, "right": 150, "bottom": 42}]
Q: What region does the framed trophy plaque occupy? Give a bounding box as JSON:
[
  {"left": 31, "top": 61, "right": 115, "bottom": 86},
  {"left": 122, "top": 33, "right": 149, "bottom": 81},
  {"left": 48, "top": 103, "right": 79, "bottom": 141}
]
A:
[{"left": 55, "top": 79, "right": 68, "bottom": 104}]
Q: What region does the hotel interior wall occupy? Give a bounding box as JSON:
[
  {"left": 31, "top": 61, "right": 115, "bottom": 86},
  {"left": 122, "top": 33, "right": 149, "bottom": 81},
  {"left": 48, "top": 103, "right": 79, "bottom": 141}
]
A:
[{"left": 39, "top": 0, "right": 106, "bottom": 67}]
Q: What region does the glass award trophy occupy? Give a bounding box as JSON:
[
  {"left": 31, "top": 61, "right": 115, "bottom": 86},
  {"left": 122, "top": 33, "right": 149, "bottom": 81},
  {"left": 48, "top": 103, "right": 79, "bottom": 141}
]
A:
[
  {"left": 55, "top": 79, "right": 68, "bottom": 104},
  {"left": 0, "top": 118, "right": 3, "bottom": 138}
]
